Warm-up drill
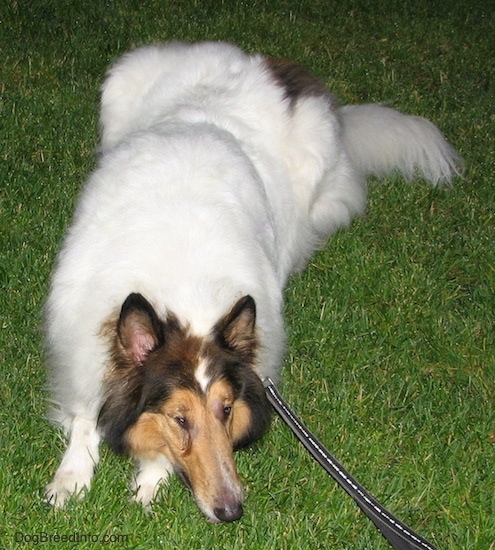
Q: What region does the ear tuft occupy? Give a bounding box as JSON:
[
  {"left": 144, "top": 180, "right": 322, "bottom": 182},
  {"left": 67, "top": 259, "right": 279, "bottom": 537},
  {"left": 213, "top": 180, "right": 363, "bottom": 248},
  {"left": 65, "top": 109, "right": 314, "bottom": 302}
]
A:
[
  {"left": 118, "top": 293, "right": 163, "bottom": 366},
  {"left": 215, "top": 295, "right": 257, "bottom": 360}
]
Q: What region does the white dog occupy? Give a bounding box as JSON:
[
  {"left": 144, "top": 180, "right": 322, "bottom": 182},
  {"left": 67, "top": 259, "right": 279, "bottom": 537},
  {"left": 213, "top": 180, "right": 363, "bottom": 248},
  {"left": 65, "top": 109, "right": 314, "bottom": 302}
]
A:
[{"left": 44, "top": 41, "right": 461, "bottom": 522}]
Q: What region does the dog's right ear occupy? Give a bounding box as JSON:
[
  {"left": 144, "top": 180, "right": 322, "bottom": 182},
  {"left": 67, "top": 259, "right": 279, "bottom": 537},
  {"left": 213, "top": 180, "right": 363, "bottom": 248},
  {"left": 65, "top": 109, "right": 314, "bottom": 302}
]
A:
[
  {"left": 117, "top": 293, "right": 164, "bottom": 366},
  {"left": 99, "top": 293, "right": 164, "bottom": 454}
]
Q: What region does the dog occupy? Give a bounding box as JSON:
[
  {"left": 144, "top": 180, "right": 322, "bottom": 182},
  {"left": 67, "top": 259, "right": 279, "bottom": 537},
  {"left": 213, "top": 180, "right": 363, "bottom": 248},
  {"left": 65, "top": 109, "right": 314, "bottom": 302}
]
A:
[{"left": 44, "top": 41, "right": 461, "bottom": 523}]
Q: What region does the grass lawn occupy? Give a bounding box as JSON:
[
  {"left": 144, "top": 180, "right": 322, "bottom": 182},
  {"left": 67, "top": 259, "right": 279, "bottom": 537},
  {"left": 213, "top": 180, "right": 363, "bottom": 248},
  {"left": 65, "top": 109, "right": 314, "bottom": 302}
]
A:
[{"left": 1, "top": 0, "right": 494, "bottom": 548}]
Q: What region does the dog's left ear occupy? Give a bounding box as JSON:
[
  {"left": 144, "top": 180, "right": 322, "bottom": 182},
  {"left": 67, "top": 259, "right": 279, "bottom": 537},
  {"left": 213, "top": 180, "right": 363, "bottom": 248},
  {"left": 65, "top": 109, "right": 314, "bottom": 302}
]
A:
[
  {"left": 215, "top": 295, "right": 257, "bottom": 360},
  {"left": 117, "top": 293, "right": 164, "bottom": 366}
]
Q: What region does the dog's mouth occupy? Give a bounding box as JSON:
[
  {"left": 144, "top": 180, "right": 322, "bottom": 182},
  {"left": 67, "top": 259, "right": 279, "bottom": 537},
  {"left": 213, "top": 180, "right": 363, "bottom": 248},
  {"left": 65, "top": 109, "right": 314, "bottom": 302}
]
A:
[
  {"left": 175, "top": 466, "right": 244, "bottom": 523},
  {"left": 175, "top": 467, "right": 192, "bottom": 491}
]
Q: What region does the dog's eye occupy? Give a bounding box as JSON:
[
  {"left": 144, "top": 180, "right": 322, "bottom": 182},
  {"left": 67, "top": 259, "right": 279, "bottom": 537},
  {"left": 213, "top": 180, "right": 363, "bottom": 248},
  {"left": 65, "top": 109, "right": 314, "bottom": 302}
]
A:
[
  {"left": 212, "top": 400, "right": 233, "bottom": 421},
  {"left": 174, "top": 416, "right": 188, "bottom": 429}
]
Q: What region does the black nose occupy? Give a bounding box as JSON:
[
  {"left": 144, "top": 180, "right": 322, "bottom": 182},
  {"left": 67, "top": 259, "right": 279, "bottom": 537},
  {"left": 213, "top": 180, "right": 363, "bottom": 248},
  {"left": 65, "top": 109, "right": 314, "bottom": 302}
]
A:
[{"left": 214, "top": 503, "right": 243, "bottom": 522}]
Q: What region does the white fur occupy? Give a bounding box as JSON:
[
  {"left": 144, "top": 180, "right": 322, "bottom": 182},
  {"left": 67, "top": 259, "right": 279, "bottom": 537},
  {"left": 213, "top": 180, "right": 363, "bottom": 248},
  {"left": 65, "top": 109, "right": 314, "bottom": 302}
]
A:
[
  {"left": 340, "top": 104, "right": 463, "bottom": 184},
  {"left": 45, "top": 41, "right": 461, "bottom": 507},
  {"left": 44, "top": 417, "right": 100, "bottom": 506},
  {"left": 195, "top": 358, "right": 211, "bottom": 392},
  {"left": 131, "top": 455, "right": 174, "bottom": 509}
]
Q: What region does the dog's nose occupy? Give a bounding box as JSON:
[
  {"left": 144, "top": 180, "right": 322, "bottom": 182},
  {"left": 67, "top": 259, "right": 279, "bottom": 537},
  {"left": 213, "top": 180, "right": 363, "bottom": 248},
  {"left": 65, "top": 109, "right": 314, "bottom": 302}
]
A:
[{"left": 214, "top": 502, "right": 243, "bottom": 522}]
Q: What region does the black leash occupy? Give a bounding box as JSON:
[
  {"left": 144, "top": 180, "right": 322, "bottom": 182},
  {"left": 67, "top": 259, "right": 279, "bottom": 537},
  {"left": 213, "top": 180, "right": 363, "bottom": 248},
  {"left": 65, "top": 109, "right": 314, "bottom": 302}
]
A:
[{"left": 263, "top": 377, "right": 439, "bottom": 550}]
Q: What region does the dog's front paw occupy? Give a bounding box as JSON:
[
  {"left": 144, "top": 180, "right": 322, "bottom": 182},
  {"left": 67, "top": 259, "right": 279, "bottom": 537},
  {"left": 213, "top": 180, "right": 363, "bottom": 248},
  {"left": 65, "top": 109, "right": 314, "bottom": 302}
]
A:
[
  {"left": 130, "top": 477, "right": 162, "bottom": 510},
  {"left": 45, "top": 470, "right": 92, "bottom": 508},
  {"left": 131, "top": 464, "right": 171, "bottom": 510}
]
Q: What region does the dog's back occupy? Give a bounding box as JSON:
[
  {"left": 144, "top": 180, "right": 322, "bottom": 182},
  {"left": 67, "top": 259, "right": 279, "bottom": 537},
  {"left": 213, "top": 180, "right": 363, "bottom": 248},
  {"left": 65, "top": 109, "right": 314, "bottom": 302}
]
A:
[{"left": 99, "top": 42, "right": 367, "bottom": 277}]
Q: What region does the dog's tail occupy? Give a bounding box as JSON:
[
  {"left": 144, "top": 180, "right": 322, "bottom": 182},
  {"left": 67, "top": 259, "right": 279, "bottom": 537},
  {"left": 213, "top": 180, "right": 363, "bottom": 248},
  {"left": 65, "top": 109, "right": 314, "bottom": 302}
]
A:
[{"left": 339, "top": 104, "right": 463, "bottom": 185}]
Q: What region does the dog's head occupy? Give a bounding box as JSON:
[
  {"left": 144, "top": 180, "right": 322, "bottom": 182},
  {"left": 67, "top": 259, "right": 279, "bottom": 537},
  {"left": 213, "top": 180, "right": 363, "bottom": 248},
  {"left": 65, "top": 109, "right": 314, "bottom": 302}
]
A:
[{"left": 98, "top": 293, "right": 271, "bottom": 522}]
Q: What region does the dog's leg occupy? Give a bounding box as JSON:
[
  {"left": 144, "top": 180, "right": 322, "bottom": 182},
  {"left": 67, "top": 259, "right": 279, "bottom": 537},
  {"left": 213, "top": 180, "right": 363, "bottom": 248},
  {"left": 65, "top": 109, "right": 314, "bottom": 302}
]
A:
[
  {"left": 131, "top": 454, "right": 174, "bottom": 509},
  {"left": 45, "top": 416, "right": 100, "bottom": 507}
]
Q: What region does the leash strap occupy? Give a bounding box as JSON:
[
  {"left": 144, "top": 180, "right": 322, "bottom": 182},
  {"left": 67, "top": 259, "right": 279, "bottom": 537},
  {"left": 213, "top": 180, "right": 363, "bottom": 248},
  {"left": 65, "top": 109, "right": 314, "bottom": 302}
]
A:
[{"left": 263, "top": 377, "right": 438, "bottom": 550}]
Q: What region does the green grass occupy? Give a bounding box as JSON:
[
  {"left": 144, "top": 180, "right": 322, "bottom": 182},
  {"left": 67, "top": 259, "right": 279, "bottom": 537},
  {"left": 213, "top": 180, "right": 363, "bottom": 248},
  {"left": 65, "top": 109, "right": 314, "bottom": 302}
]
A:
[{"left": 1, "top": 0, "right": 494, "bottom": 548}]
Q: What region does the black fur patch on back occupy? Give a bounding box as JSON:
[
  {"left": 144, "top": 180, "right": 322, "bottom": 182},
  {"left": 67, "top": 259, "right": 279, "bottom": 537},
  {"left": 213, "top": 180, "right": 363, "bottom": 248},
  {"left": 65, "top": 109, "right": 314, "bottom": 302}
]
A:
[{"left": 264, "top": 57, "right": 338, "bottom": 110}]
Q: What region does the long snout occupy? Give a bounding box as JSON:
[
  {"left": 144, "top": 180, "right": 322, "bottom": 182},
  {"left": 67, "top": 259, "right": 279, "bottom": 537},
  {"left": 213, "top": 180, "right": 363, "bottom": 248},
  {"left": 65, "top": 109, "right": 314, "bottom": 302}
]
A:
[
  {"left": 195, "top": 463, "right": 244, "bottom": 523},
  {"left": 176, "top": 443, "right": 245, "bottom": 523}
]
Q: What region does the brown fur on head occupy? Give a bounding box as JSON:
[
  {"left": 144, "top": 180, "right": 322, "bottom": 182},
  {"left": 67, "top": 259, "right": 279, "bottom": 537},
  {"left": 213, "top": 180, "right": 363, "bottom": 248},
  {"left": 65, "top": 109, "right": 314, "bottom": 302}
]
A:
[{"left": 98, "top": 293, "right": 271, "bottom": 522}]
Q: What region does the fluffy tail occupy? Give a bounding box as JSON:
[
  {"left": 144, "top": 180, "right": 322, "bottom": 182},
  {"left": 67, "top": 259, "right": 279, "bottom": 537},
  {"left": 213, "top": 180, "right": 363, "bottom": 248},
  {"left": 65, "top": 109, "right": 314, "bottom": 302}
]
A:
[{"left": 340, "top": 104, "right": 463, "bottom": 185}]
